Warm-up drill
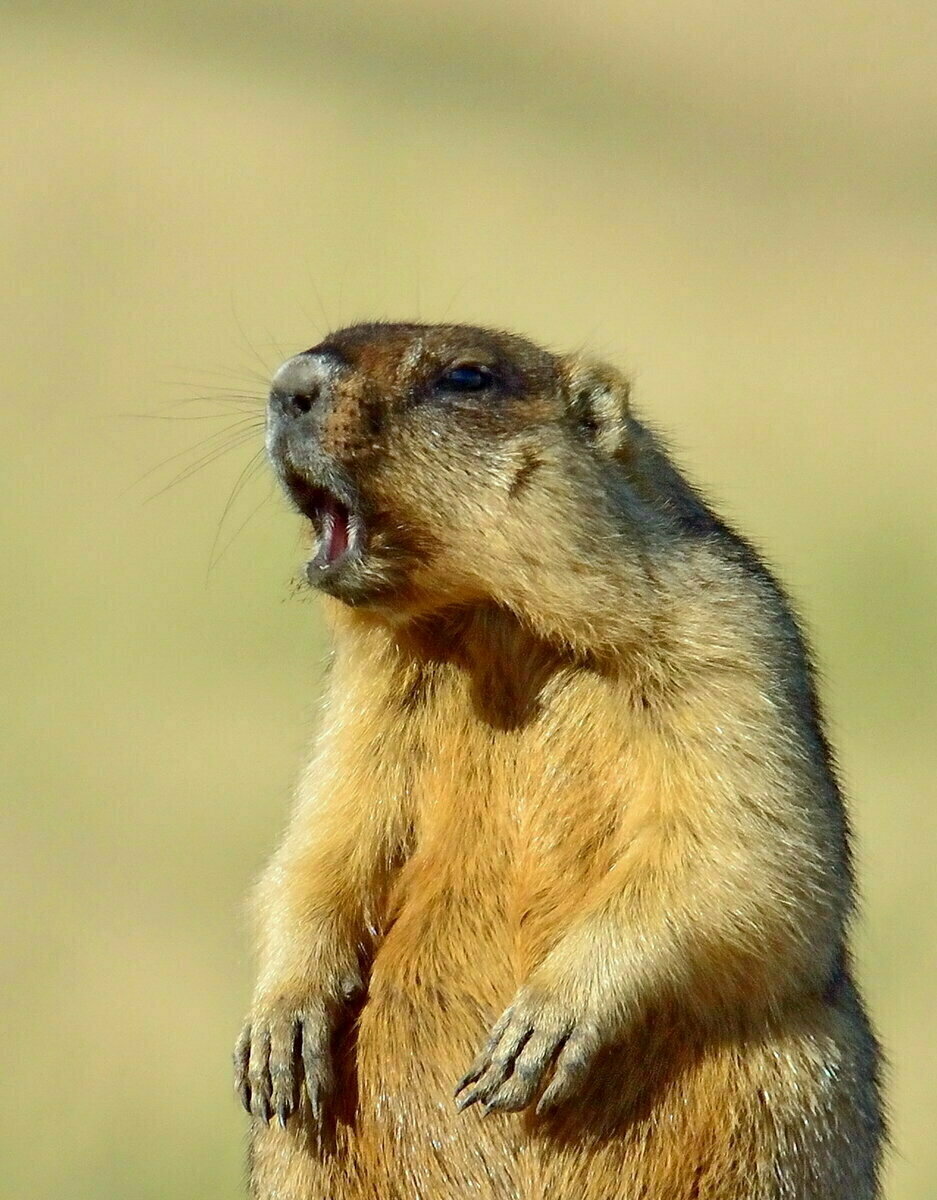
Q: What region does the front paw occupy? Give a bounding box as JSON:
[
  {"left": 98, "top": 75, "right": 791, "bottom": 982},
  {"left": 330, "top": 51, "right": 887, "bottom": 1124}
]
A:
[
  {"left": 454, "top": 987, "right": 603, "bottom": 1116},
  {"left": 234, "top": 994, "right": 334, "bottom": 1128}
]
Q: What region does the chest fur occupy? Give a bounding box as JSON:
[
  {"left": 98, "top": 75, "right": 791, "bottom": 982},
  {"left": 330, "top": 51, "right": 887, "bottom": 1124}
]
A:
[{"left": 377, "top": 663, "right": 643, "bottom": 963}]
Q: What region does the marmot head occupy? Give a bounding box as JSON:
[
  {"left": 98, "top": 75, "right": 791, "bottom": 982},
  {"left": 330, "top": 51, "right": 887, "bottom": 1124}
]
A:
[{"left": 266, "top": 322, "right": 635, "bottom": 619}]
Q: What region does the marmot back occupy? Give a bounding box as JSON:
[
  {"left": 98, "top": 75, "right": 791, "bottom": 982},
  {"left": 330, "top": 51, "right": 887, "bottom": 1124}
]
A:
[{"left": 235, "top": 322, "right": 884, "bottom": 1199}]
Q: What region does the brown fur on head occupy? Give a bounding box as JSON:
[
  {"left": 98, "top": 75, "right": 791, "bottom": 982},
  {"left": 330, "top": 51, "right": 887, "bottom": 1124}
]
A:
[{"left": 266, "top": 323, "right": 648, "bottom": 641}]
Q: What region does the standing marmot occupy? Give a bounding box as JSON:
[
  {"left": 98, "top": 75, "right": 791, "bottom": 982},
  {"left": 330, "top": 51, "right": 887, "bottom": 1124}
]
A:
[{"left": 235, "top": 322, "right": 884, "bottom": 1199}]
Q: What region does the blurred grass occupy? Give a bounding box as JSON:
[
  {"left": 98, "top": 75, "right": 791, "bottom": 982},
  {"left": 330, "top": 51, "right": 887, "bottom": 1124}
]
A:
[{"left": 1, "top": 2, "right": 934, "bottom": 1196}]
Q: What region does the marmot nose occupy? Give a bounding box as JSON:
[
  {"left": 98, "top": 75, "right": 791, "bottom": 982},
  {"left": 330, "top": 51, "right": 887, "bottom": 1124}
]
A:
[{"left": 269, "top": 352, "right": 333, "bottom": 419}]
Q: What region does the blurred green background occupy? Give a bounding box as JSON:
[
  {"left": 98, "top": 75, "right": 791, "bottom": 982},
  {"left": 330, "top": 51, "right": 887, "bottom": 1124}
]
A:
[{"left": 2, "top": 2, "right": 934, "bottom": 1196}]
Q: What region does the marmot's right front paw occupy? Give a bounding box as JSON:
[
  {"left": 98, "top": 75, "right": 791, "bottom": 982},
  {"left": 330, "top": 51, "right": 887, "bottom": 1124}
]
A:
[{"left": 234, "top": 995, "right": 334, "bottom": 1128}]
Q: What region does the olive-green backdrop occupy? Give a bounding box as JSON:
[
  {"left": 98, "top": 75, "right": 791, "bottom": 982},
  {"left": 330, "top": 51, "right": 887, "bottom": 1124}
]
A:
[{"left": 2, "top": 3, "right": 934, "bottom": 1197}]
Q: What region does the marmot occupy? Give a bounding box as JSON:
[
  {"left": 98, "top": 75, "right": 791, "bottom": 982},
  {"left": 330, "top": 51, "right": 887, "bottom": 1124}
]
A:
[{"left": 235, "top": 322, "right": 884, "bottom": 1199}]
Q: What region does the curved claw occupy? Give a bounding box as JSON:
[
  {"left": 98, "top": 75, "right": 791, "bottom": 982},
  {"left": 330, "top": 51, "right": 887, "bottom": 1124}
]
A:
[
  {"left": 233, "top": 1000, "right": 335, "bottom": 1131},
  {"left": 234, "top": 1024, "right": 253, "bottom": 1114},
  {"left": 456, "top": 991, "right": 599, "bottom": 1116}
]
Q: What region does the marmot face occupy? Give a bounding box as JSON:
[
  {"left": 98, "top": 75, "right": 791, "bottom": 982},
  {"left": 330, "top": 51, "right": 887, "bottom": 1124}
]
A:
[{"left": 266, "top": 322, "right": 633, "bottom": 613}]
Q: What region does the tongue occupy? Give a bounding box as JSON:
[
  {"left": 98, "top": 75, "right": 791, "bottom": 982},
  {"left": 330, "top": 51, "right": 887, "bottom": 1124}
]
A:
[{"left": 322, "top": 498, "right": 349, "bottom": 565}]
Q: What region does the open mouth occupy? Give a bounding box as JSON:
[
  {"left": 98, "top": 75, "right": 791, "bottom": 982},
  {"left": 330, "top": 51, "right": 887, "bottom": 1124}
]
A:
[{"left": 293, "top": 484, "right": 364, "bottom": 574}]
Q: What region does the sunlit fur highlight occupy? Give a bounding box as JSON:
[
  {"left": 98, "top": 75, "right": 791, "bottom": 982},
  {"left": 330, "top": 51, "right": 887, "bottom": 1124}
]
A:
[{"left": 239, "top": 323, "right": 883, "bottom": 1199}]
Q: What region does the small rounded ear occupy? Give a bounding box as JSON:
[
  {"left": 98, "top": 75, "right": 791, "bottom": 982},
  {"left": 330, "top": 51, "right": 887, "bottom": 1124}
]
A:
[{"left": 562, "top": 356, "right": 632, "bottom": 457}]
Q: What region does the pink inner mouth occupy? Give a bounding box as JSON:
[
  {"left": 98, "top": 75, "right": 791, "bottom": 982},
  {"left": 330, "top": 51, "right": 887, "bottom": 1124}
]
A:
[{"left": 320, "top": 496, "right": 350, "bottom": 566}]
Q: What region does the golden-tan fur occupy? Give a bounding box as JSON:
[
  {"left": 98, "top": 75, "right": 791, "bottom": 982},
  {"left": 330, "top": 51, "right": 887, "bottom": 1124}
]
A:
[{"left": 236, "top": 323, "right": 883, "bottom": 1199}]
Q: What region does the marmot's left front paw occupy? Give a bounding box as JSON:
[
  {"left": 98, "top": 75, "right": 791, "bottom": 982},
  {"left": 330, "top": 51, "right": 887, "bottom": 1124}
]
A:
[{"left": 454, "top": 986, "right": 603, "bottom": 1115}]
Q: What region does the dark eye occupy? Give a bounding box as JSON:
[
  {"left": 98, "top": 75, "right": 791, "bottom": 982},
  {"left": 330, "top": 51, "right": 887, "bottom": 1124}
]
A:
[{"left": 436, "top": 364, "right": 494, "bottom": 392}]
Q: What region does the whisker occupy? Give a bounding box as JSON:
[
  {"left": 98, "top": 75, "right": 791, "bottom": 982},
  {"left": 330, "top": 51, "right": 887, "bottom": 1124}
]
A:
[
  {"left": 304, "top": 268, "right": 331, "bottom": 332},
  {"left": 157, "top": 399, "right": 264, "bottom": 418},
  {"left": 440, "top": 277, "right": 475, "bottom": 323},
  {"left": 122, "top": 411, "right": 262, "bottom": 422},
  {"left": 206, "top": 446, "right": 269, "bottom": 575},
  {"left": 259, "top": 326, "right": 288, "bottom": 364},
  {"left": 165, "top": 365, "right": 272, "bottom": 388},
  {"left": 158, "top": 385, "right": 265, "bottom": 400},
  {"left": 128, "top": 417, "right": 265, "bottom": 491},
  {"left": 139, "top": 427, "right": 264, "bottom": 503},
  {"left": 207, "top": 470, "right": 276, "bottom": 579},
  {"left": 229, "top": 292, "right": 277, "bottom": 382},
  {"left": 337, "top": 263, "right": 348, "bottom": 331}
]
